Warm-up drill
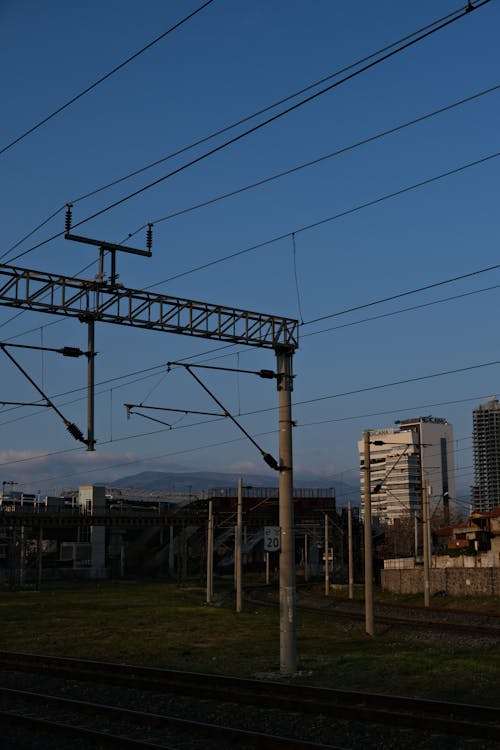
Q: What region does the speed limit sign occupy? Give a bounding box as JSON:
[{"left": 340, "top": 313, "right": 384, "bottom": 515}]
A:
[{"left": 264, "top": 526, "right": 281, "bottom": 552}]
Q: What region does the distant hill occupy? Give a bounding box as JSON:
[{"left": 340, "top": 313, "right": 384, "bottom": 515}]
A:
[{"left": 111, "top": 470, "right": 358, "bottom": 501}]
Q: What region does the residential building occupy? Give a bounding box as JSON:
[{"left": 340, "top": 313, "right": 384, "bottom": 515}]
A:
[
  {"left": 358, "top": 416, "right": 456, "bottom": 525},
  {"left": 472, "top": 398, "right": 500, "bottom": 512}
]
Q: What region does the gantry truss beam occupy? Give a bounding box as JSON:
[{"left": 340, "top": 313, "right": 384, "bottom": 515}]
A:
[{"left": 0, "top": 263, "right": 298, "bottom": 350}]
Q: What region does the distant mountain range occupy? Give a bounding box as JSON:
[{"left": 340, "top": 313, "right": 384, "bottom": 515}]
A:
[{"left": 111, "top": 470, "right": 358, "bottom": 501}]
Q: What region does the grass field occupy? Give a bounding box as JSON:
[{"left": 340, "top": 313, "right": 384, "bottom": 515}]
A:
[{"left": 0, "top": 579, "right": 499, "bottom": 706}]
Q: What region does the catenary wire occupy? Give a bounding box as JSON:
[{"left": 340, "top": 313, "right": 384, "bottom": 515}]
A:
[
  {"left": 0, "top": 341, "right": 239, "bottom": 421},
  {"left": 1, "top": 304, "right": 492, "bottom": 425},
  {"left": 1, "top": 290, "right": 498, "bottom": 429},
  {"left": 0, "top": 380, "right": 485, "bottom": 445},
  {"left": 138, "top": 149, "right": 500, "bottom": 292},
  {"left": 0, "top": 276, "right": 495, "bottom": 441},
  {"left": 0, "top": 370, "right": 165, "bottom": 428},
  {"left": 59, "top": 2, "right": 494, "bottom": 242},
  {"left": 14, "top": 428, "right": 480, "bottom": 490},
  {"left": 291, "top": 397, "right": 487, "bottom": 429},
  {"left": 2, "top": 0, "right": 489, "bottom": 264},
  {"left": 5, "top": 3, "right": 482, "bottom": 258},
  {"left": 1, "top": 252, "right": 497, "bottom": 457},
  {"left": 303, "top": 246, "right": 500, "bottom": 326},
  {"left": 151, "top": 276, "right": 500, "bottom": 358},
  {"left": 291, "top": 233, "right": 305, "bottom": 324},
  {"left": 291, "top": 359, "right": 500, "bottom": 410},
  {"left": 68, "top": 2, "right": 477, "bottom": 205},
  {"left": 0, "top": 0, "right": 216, "bottom": 157},
  {"left": 0, "top": 427, "right": 480, "bottom": 512},
  {"left": 123, "top": 82, "right": 500, "bottom": 239},
  {"left": 5, "top": 205, "right": 67, "bottom": 258},
  {"left": 301, "top": 282, "right": 500, "bottom": 337},
  {"left": 0, "top": 20, "right": 492, "bottom": 488},
  {"left": 0, "top": 357, "right": 496, "bottom": 470}
]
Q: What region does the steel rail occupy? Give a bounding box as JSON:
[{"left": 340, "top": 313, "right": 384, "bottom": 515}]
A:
[
  {"left": 0, "top": 708, "right": 173, "bottom": 749},
  {"left": 0, "top": 686, "right": 347, "bottom": 750},
  {"left": 245, "top": 590, "right": 500, "bottom": 637},
  {"left": 300, "top": 600, "right": 500, "bottom": 635},
  {"left": 0, "top": 652, "right": 497, "bottom": 741}
]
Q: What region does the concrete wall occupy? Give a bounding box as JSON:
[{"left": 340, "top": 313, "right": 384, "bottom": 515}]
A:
[
  {"left": 382, "top": 567, "right": 500, "bottom": 596},
  {"left": 433, "top": 554, "right": 494, "bottom": 568}
]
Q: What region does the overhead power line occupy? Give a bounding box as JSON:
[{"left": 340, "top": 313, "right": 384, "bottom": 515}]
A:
[
  {"left": 1, "top": 341, "right": 499, "bottom": 446},
  {"left": 292, "top": 359, "right": 500, "bottom": 410},
  {"left": 123, "top": 82, "right": 500, "bottom": 239},
  {"left": 4, "top": 205, "right": 66, "bottom": 259},
  {"left": 131, "top": 276, "right": 500, "bottom": 357},
  {"left": 0, "top": 0, "right": 216, "bottom": 157},
  {"left": 139, "top": 149, "right": 500, "bottom": 292},
  {"left": 3, "top": 0, "right": 490, "bottom": 264},
  {"left": 162, "top": 271, "right": 500, "bottom": 349},
  {"left": 292, "top": 396, "right": 490, "bottom": 429},
  {"left": 302, "top": 283, "right": 500, "bottom": 337},
  {"left": 0, "top": 419, "right": 480, "bottom": 488},
  {"left": 132, "top": 359, "right": 500, "bottom": 423},
  {"left": 68, "top": 2, "right": 478, "bottom": 206},
  {"left": 0, "top": 403, "right": 479, "bottom": 485},
  {"left": 2, "top": 285, "right": 498, "bottom": 434},
  {"left": 5, "top": 2, "right": 483, "bottom": 259},
  {"left": 303, "top": 261, "right": 500, "bottom": 327},
  {"left": 165, "top": 357, "right": 499, "bottom": 420},
  {"left": 58, "top": 1, "right": 494, "bottom": 233},
  {"left": 0, "top": 387, "right": 484, "bottom": 492},
  {"left": 0, "top": 340, "right": 238, "bottom": 423}
]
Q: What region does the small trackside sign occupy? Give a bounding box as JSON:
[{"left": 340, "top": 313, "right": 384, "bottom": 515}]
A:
[{"left": 264, "top": 526, "right": 281, "bottom": 552}]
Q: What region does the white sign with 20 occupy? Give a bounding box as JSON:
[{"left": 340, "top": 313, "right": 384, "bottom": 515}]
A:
[{"left": 264, "top": 526, "right": 281, "bottom": 552}]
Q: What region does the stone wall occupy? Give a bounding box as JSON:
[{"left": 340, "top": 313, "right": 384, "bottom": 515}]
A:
[{"left": 381, "top": 567, "right": 500, "bottom": 596}]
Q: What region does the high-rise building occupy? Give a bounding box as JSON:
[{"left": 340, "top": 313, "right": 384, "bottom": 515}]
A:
[
  {"left": 358, "top": 416, "right": 455, "bottom": 525},
  {"left": 472, "top": 398, "right": 500, "bottom": 513}
]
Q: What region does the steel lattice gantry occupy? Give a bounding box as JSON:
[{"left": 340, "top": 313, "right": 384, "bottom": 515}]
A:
[
  {"left": 0, "top": 259, "right": 299, "bottom": 675},
  {"left": 0, "top": 263, "right": 298, "bottom": 349}
]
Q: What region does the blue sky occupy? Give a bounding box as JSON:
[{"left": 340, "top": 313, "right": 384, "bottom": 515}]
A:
[{"left": 0, "top": 0, "right": 498, "bottom": 506}]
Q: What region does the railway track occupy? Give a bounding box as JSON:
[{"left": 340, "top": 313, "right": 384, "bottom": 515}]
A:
[
  {"left": 247, "top": 587, "right": 500, "bottom": 637},
  {"left": 0, "top": 684, "right": 343, "bottom": 750},
  {"left": 302, "top": 601, "right": 500, "bottom": 635},
  {"left": 0, "top": 651, "right": 497, "bottom": 748}
]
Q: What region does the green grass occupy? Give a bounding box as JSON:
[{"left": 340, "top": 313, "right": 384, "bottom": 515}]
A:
[{"left": 0, "top": 579, "right": 499, "bottom": 706}]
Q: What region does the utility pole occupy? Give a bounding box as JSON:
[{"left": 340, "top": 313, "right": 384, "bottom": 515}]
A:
[
  {"left": 276, "top": 346, "right": 296, "bottom": 675},
  {"left": 235, "top": 477, "right": 243, "bottom": 613},
  {"left": 363, "top": 430, "right": 375, "bottom": 636},
  {"left": 418, "top": 422, "right": 430, "bottom": 608},
  {"left": 348, "top": 501, "right": 354, "bottom": 600},
  {"left": 304, "top": 533, "right": 309, "bottom": 583},
  {"left": 443, "top": 490, "right": 450, "bottom": 526},
  {"left": 428, "top": 502, "right": 433, "bottom": 572},
  {"left": 168, "top": 524, "right": 175, "bottom": 576},
  {"left": 37, "top": 526, "right": 43, "bottom": 591},
  {"left": 324, "top": 513, "right": 330, "bottom": 596},
  {"left": 182, "top": 533, "right": 188, "bottom": 579},
  {"left": 414, "top": 513, "right": 419, "bottom": 563},
  {"left": 0, "top": 231, "right": 299, "bottom": 673},
  {"left": 422, "top": 481, "right": 431, "bottom": 607},
  {"left": 86, "top": 317, "right": 96, "bottom": 451},
  {"left": 19, "top": 525, "right": 24, "bottom": 587},
  {"left": 206, "top": 501, "right": 214, "bottom": 604}
]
